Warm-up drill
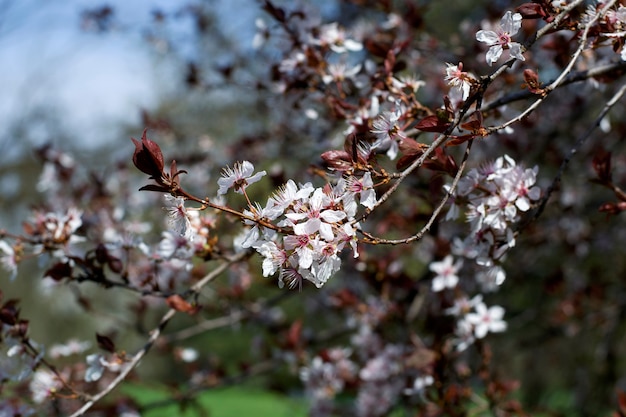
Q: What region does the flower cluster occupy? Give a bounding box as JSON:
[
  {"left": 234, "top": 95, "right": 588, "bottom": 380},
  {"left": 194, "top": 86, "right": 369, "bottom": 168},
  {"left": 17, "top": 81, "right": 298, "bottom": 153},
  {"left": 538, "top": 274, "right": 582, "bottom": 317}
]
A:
[
  {"left": 218, "top": 161, "right": 376, "bottom": 288},
  {"left": 299, "top": 298, "right": 434, "bottom": 416},
  {"left": 446, "top": 155, "right": 541, "bottom": 290},
  {"left": 446, "top": 295, "right": 507, "bottom": 351}
]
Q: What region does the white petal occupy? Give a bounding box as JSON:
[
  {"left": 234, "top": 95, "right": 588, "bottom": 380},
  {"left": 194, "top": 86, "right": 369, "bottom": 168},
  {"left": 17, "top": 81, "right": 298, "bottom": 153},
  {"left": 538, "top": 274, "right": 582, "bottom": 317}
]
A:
[
  {"left": 486, "top": 45, "right": 503, "bottom": 65},
  {"left": 508, "top": 43, "right": 525, "bottom": 61},
  {"left": 319, "top": 222, "right": 334, "bottom": 241},
  {"left": 320, "top": 209, "right": 346, "bottom": 223},
  {"left": 476, "top": 30, "right": 499, "bottom": 44}
]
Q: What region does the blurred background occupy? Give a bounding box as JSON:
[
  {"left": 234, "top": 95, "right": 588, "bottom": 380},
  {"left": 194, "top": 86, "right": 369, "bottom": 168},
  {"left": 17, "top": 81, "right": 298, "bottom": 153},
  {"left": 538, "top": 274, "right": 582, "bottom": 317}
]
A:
[{"left": 2, "top": 1, "right": 626, "bottom": 416}]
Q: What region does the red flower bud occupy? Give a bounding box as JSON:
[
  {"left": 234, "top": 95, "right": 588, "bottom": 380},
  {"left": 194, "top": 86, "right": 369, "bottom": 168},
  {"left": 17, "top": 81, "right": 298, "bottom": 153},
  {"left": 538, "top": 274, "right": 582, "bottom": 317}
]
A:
[{"left": 131, "top": 129, "right": 165, "bottom": 179}]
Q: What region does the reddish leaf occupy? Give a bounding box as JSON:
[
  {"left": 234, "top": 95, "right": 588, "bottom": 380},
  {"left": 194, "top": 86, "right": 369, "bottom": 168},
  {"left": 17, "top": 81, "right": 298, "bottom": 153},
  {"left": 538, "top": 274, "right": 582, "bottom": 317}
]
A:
[
  {"left": 96, "top": 333, "right": 116, "bottom": 353},
  {"left": 321, "top": 150, "right": 354, "bottom": 172},
  {"left": 138, "top": 184, "right": 170, "bottom": 193},
  {"left": 166, "top": 295, "right": 197, "bottom": 314},
  {"left": 396, "top": 154, "right": 419, "bottom": 171},
  {"left": 523, "top": 69, "right": 545, "bottom": 95},
  {"left": 398, "top": 137, "right": 427, "bottom": 155},
  {"left": 423, "top": 147, "right": 458, "bottom": 175},
  {"left": 0, "top": 299, "right": 20, "bottom": 325},
  {"left": 45, "top": 262, "right": 73, "bottom": 281},
  {"left": 617, "top": 389, "right": 626, "bottom": 415},
  {"left": 599, "top": 202, "right": 626, "bottom": 215},
  {"left": 446, "top": 134, "right": 476, "bottom": 147},
  {"left": 415, "top": 115, "right": 450, "bottom": 133}
]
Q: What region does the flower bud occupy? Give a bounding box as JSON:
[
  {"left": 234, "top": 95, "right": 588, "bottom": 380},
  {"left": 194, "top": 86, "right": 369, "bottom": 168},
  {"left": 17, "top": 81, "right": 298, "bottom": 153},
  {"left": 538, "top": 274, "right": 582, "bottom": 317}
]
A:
[{"left": 131, "top": 129, "right": 165, "bottom": 179}]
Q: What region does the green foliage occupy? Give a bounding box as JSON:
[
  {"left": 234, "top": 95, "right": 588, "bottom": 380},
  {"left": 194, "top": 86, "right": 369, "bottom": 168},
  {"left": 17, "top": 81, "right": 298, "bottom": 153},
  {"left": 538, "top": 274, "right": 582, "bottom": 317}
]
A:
[{"left": 123, "top": 384, "right": 308, "bottom": 417}]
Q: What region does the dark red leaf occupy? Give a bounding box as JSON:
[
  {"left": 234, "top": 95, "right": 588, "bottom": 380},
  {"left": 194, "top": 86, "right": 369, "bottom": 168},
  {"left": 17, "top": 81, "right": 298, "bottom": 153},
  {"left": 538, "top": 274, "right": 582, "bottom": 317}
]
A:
[
  {"left": 45, "top": 262, "right": 73, "bottom": 281},
  {"left": 138, "top": 184, "right": 170, "bottom": 192},
  {"left": 415, "top": 115, "right": 451, "bottom": 133},
  {"left": 617, "top": 389, "right": 626, "bottom": 414},
  {"left": 446, "top": 135, "right": 476, "bottom": 147},
  {"left": 321, "top": 150, "right": 354, "bottom": 171},
  {"left": 523, "top": 69, "right": 545, "bottom": 95},
  {"left": 396, "top": 153, "right": 419, "bottom": 171},
  {"left": 0, "top": 299, "right": 20, "bottom": 325},
  {"left": 287, "top": 320, "right": 302, "bottom": 349},
  {"left": 398, "top": 137, "right": 427, "bottom": 156},
  {"left": 96, "top": 333, "right": 116, "bottom": 353}
]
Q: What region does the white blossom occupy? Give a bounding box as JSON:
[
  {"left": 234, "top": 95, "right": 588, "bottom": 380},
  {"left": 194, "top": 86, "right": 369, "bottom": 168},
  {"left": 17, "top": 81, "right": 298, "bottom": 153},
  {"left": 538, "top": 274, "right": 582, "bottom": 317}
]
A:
[{"left": 476, "top": 11, "right": 525, "bottom": 66}]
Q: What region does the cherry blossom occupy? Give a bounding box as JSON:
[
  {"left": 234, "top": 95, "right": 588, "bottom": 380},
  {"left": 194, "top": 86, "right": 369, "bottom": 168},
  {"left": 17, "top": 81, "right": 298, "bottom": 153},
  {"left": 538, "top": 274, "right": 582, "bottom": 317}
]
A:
[
  {"left": 29, "top": 369, "right": 62, "bottom": 403},
  {"left": 476, "top": 11, "right": 525, "bottom": 66},
  {"left": 163, "top": 194, "right": 193, "bottom": 238},
  {"left": 314, "top": 22, "right": 363, "bottom": 53},
  {"left": 217, "top": 161, "right": 266, "bottom": 195},
  {"left": 0, "top": 240, "right": 18, "bottom": 280},
  {"left": 445, "top": 62, "right": 473, "bottom": 101},
  {"left": 429, "top": 255, "right": 462, "bottom": 292},
  {"left": 371, "top": 110, "right": 402, "bottom": 159},
  {"left": 287, "top": 188, "right": 346, "bottom": 241},
  {"left": 466, "top": 302, "right": 507, "bottom": 339}
]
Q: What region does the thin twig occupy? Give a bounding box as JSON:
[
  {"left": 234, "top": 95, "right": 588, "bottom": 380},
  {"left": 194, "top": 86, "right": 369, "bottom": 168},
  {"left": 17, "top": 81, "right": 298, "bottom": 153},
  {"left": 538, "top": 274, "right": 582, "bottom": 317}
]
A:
[
  {"left": 488, "top": 0, "right": 617, "bottom": 133},
  {"left": 361, "top": 139, "right": 474, "bottom": 245},
  {"left": 526, "top": 81, "right": 626, "bottom": 226},
  {"left": 68, "top": 251, "right": 249, "bottom": 417},
  {"left": 482, "top": 61, "right": 626, "bottom": 113}
]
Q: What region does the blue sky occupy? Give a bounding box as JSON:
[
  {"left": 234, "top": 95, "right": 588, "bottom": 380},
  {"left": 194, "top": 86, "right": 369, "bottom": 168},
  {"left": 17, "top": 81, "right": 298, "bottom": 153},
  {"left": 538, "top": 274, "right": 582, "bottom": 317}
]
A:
[{"left": 0, "top": 0, "right": 261, "bottom": 161}]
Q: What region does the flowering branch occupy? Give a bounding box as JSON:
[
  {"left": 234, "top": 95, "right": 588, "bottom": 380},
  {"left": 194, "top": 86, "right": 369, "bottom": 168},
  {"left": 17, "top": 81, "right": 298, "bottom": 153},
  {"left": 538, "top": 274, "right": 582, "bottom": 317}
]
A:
[
  {"left": 487, "top": 0, "right": 619, "bottom": 133},
  {"left": 67, "top": 251, "right": 249, "bottom": 417}
]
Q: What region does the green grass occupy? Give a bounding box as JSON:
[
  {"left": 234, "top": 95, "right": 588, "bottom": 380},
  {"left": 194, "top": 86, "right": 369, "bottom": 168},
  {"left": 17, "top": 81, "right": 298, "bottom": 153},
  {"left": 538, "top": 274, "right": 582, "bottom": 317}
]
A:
[{"left": 123, "top": 384, "right": 308, "bottom": 417}]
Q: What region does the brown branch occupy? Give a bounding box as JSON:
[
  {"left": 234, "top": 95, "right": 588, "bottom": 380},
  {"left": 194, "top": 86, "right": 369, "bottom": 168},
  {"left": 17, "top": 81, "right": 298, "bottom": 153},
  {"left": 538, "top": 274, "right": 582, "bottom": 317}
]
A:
[
  {"left": 68, "top": 250, "right": 249, "bottom": 417},
  {"left": 360, "top": 138, "right": 474, "bottom": 245},
  {"left": 523, "top": 81, "right": 626, "bottom": 229}
]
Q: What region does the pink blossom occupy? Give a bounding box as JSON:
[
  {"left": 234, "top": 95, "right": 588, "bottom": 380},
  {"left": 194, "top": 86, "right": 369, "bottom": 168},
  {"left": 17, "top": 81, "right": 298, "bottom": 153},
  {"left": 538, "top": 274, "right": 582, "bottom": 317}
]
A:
[
  {"left": 476, "top": 11, "right": 525, "bottom": 66},
  {"left": 217, "top": 161, "right": 266, "bottom": 195},
  {"left": 429, "top": 255, "right": 462, "bottom": 292},
  {"left": 466, "top": 302, "right": 507, "bottom": 338}
]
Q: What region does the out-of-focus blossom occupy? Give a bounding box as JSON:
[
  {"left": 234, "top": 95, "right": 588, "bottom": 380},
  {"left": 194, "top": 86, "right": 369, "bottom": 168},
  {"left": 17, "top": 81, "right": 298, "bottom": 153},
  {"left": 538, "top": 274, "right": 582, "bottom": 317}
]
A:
[
  {"left": 49, "top": 340, "right": 91, "bottom": 359},
  {"left": 0, "top": 241, "right": 18, "bottom": 280},
  {"left": 322, "top": 62, "right": 362, "bottom": 84},
  {"left": 466, "top": 302, "right": 507, "bottom": 338},
  {"left": 429, "top": 255, "right": 462, "bottom": 292},
  {"left": 314, "top": 22, "right": 363, "bottom": 53},
  {"left": 30, "top": 369, "right": 61, "bottom": 403}
]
